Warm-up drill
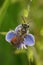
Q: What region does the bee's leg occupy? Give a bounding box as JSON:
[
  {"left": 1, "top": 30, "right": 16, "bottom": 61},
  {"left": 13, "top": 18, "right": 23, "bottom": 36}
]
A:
[
  {"left": 27, "top": 30, "right": 29, "bottom": 34},
  {"left": 23, "top": 44, "right": 27, "bottom": 49},
  {"left": 21, "top": 42, "right": 27, "bottom": 49}
]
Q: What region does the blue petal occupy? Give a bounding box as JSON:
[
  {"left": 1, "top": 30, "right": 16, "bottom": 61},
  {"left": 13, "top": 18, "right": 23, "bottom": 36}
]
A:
[
  {"left": 5, "top": 30, "right": 16, "bottom": 42},
  {"left": 24, "top": 34, "right": 35, "bottom": 46}
]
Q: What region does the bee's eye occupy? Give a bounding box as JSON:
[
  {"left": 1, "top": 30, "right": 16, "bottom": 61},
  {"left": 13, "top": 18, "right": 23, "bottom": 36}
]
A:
[
  {"left": 22, "top": 24, "right": 27, "bottom": 28},
  {"left": 28, "top": 25, "right": 29, "bottom": 28}
]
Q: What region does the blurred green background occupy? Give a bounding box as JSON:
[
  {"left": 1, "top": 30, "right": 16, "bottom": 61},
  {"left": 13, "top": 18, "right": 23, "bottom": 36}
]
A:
[{"left": 0, "top": 0, "right": 43, "bottom": 65}]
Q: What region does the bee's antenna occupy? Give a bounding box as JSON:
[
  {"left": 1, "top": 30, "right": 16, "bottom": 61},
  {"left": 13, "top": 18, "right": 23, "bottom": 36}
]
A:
[{"left": 21, "top": 16, "right": 26, "bottom": 24}]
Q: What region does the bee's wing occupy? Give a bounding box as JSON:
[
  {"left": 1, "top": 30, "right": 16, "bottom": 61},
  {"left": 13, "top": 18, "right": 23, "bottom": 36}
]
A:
[
  {"left": 15, "top": 24, "right": 22, "bottom": 33},
  {"left": 24, "top": 34, "right": 35, "bottom": 46},
  {"left": 5, "top": 30, "right": 16, "bottom": 43}
]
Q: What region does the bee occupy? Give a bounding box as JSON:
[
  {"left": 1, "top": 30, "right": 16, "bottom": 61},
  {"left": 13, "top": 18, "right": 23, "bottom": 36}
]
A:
[
  {"left": 10, "top": 23, "right": 29, "bottom": 48},
  {"left": 5, "top": 17, "right": 35, "bottom": 49}
]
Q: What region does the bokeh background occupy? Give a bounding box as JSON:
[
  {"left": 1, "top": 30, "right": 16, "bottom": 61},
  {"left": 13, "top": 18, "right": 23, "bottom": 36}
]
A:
[{"left": 0, "top": 0, "right": 43, "bottom": 65}]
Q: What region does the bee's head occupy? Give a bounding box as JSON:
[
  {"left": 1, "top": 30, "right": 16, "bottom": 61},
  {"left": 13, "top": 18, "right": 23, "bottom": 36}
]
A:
[
  {"left": 21, "top": 24, "right": 29, "bottom": 34},
  {"left": 22, "top": 24, "right": 29, "bottom": 29}
]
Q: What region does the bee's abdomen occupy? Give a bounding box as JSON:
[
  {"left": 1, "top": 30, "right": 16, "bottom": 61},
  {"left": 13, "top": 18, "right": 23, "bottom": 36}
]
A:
[{"left": 11, "top": 36, "right": 24, "bottom": 47}]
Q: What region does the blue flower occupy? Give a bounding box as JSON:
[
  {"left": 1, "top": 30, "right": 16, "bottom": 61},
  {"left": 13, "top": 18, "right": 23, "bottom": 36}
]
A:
[{"left": 5, "top": 24, "right": 35, "bottom": 49}]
